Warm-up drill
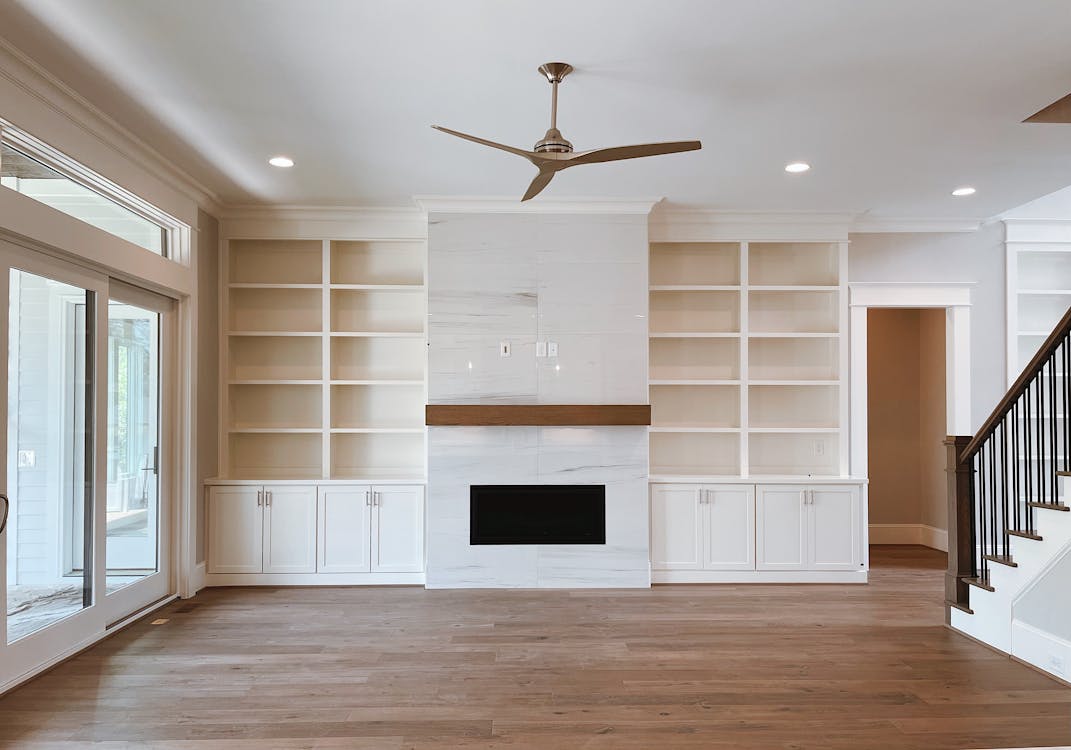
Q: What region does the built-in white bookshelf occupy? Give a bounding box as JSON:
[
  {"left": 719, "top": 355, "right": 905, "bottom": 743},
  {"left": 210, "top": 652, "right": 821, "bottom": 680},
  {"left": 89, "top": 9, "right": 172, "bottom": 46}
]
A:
[
  {"left": 649, "top": 241, "right": 848, "bottom": 478},
  {"left": 1007, "top": 241, "right": 1071, "bottom": 383},
  {"left": 222, "top": 238, "right": 426, "bottom": 480}
]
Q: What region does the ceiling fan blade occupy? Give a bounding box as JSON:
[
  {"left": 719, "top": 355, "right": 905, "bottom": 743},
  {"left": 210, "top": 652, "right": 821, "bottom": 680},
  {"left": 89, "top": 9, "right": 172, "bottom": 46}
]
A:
[
  {"left": 1025, "top": 93, "right": 1071, "bottom": 123},
  {"left": 521, "top": 170, "right": 556, "bottom": 201},
  {"left": 431, "top": 125, "right": 535, "bottom": 159},
  {"left": 567, "top": 140, "right": 702, "bottom": 166}
]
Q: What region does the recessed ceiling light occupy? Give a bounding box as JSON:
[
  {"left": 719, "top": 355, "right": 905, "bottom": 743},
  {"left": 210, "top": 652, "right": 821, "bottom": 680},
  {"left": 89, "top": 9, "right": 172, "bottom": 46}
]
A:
[
  {"left": 951, "top": 186, "right": 976, "bottom": 197},
  {"left": 268, "top": 156, "right": 294, "bottom": 168},
  {"left": 785, "top": 162, "right": 810, "bottom": 173}
]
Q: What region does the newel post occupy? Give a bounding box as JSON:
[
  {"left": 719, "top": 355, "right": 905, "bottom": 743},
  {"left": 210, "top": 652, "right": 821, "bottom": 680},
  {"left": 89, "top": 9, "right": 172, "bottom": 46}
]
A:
[{"left": 945, "top": 435, "right": 974, "bottom": 623}]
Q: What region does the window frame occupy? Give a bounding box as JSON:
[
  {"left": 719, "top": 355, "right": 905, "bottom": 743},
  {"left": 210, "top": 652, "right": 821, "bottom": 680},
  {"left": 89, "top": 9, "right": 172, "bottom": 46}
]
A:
[{"left": 0, "top": 119, "right": 187, "bottom": 261}]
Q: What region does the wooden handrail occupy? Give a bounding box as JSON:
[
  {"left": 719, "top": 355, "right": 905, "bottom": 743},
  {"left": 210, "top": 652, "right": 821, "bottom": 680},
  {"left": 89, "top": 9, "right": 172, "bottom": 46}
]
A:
[{"left": 961, "top": 304, "right": 1071, "bottom": 461}]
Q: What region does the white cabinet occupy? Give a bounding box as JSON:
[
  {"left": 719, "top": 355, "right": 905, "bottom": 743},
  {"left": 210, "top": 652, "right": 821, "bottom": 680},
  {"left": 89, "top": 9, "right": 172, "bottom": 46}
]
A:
[
  {"left": 651, "top": 484, "right": 754, "bottom": 571},
  {"left": 263, "top": 486, "right": 317, "bottom": 573},
  {"left": 756, "top": 484, "right": 861, "bottom": 572},
  {"left": 653, "top": 482, "right": 862, "bottom": 580},
  {"left": 207, "top": 486, "right": 263, "bottom": 573},
  {"left": 207, "top": 485, "right": 316, "bottom": 574},
  {"left": 317, "top": 485, "right": 424, "bottom": 573}
]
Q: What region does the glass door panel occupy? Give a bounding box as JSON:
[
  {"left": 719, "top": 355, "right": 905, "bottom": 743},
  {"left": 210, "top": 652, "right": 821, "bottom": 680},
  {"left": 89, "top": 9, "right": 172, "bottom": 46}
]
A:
[
  {"left": 5, "top": 269, "right": 94, "bottom": 643},
  {"left": 105, "top": 302, "right": 159, "bottom": 591}
]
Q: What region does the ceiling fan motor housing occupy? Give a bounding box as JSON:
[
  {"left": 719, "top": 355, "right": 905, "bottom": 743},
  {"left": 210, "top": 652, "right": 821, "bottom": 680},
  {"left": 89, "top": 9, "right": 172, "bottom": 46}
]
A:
[{"left": 535, "top": 127, "right": 573, "bottom": 153}]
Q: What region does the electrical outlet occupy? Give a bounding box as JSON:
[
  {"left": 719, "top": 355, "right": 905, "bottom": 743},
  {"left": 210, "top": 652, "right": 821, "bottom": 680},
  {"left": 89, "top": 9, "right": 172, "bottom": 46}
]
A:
[
  {"left": 547, "top": 341, "right": 558, "bottom": 357},
  {"left": 1048, "top": 654, "right": 1066, "bottom": 676},
  {"left": 813, "top": 441, "right": 825, "bottom": 457},
  {"left": 17, "top": 450, "right": 35, "bottom": 468},
  {"left": 499, "top": 340, "right": 511, "bottom": 358}
]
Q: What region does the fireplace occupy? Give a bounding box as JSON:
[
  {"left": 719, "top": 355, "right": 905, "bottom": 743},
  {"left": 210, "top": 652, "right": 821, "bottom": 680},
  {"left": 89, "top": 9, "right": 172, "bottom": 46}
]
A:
[{"left": 470, "top": 485, "right": 606, "bottom": 545}]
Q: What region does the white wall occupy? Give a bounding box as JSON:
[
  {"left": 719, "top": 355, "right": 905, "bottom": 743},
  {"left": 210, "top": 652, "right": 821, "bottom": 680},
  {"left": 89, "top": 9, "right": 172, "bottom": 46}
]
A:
[{"left": 848, "top": 224, "right": 1005, "bottom": 433}]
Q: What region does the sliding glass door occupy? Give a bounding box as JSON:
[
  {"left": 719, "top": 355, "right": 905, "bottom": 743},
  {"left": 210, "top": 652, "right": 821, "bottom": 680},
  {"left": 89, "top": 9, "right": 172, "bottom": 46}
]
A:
[{"left": 0, "top": 241, "right": 174, "bottom": 688}]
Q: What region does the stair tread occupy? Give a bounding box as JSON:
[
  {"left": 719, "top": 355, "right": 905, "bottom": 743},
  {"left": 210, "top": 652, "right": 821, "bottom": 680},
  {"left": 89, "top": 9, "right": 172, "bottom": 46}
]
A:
[
  {"left": 983, "top": 554, "right": 1018, "bottom": 568},
  {"left": 948, "top": 601, "right": 975, "bottom": 615},
  {"left": 1027, "top": 500, "right": 1071, "bottom": 511},
  {"left": 965, "top": 576, "right": 995, "bottom": 592},
  {"left": 1008, "top": 529, "right": 1044, "bottom": 541}
]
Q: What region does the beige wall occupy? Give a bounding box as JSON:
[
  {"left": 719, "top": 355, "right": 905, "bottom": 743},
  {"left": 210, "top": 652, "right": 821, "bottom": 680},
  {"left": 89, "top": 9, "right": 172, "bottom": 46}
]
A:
[
  {"left": 195, "top": 209, "right": 219, "bottom": 564},
  {"left": 867, "top": 308, "right": 947, "bottom": 535}
]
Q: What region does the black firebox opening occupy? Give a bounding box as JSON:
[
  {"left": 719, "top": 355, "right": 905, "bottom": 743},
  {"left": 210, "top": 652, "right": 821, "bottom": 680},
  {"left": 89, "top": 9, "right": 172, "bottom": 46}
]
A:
[{"left": 469, "top": 485, "right": 606, "bottom": 545}]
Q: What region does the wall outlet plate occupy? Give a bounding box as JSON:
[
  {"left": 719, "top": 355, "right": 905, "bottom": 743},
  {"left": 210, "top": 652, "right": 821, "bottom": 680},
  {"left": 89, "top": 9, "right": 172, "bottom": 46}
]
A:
[
  {"left": 535, "top": 341, "right": 547, "bottom": 358},
  {"left": 499, "top": 341, "right": 511, "bottom": 358},
  {"left": 547, "top": 341, "right": 558, "bottom": 357}
]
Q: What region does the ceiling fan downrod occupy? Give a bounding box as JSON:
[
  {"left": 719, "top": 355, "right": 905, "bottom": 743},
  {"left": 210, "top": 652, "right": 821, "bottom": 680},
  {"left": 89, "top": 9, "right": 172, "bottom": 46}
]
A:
[{"left": 535, "top": 62, "right": 573, "bottom": 154}]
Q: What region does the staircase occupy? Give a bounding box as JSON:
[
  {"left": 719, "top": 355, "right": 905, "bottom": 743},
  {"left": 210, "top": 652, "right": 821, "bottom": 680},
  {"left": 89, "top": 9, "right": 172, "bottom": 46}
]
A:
[{"left": 947, "top": 306, "right": 1071, "bottom": 682}]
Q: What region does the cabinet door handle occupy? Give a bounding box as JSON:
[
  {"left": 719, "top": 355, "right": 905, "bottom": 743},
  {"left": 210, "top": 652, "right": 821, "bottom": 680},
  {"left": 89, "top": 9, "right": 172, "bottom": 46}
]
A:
[
  {"left": 366, "top": 490, "right": 372, "bottom": 506},
  {"left": 257, "top": 490, "right": 263, "bottom": 507},
  {"left": 374, "top": 492, "right": 380, "bottom": 507},
  {"left": 265, "top": 490, "right": 272, "bottom": 507},
  {"left": 706, "top": 490, "right": 712, "bottom": 505}
]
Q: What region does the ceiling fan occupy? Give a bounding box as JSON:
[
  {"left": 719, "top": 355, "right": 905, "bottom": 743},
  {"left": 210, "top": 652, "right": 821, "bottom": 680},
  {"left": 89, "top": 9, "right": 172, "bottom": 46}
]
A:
[
  {"left": 1025, "top": 92, "right": 1071, "bottom": 123},
  {"left": 432, "top": 62, "right": 702, "bottom": 201}
]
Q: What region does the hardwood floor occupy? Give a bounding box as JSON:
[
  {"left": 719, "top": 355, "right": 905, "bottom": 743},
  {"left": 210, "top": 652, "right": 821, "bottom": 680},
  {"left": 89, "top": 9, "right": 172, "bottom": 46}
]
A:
[{"left": 1, "top": 546, "right": 1068, "bottom": 749}]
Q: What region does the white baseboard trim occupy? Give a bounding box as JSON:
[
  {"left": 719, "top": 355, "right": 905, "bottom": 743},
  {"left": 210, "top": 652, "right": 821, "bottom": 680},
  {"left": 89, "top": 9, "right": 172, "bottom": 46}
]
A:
[
  {"left": 652, "top": 570, "right": 868, "bottom": 584},
  {"left": 190, "top": 562, "right": 206, "bottom": 595},
  {"left": 1011, "top": 619, "right": 1071, "bottom": 684},
  {"left": 869, "top": 523, "right": 948, "bottom": 552},
  {"left": 205, "top": 571, "right": 425, "bottom": 586}
]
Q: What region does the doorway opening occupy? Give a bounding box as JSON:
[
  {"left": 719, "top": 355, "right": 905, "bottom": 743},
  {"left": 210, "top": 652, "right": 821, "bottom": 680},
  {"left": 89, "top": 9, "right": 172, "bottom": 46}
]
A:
[{"left": 866, "top": 308, "right": 949, "bottom": 564}]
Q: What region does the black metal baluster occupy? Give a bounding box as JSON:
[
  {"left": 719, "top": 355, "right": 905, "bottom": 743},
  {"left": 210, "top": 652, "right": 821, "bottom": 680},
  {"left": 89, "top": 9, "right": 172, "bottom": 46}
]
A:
[
  {"left": 1012, "top": 401, "right": 1020, "bottom": 533},
  {"left": 989, "top": 437, "right": 997, "bottom": 573},
  {"left": 1051, "top": 354, "right": 1058, "bottom": 506},
  {"left": 1001, "top": 420, "right": 1009, "bottom": 560}
]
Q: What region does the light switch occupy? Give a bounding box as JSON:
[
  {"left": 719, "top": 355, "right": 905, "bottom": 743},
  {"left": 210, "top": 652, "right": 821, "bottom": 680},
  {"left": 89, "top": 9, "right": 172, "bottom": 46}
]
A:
[
  {"left": 500, "top": 340, "right": 511, "bottom": 358},
  {"left": 547, "top": 341, "right": 558, "bottom": 357},
  {"left": 535, "top": 341, "right": 547, "bottom": 358}
]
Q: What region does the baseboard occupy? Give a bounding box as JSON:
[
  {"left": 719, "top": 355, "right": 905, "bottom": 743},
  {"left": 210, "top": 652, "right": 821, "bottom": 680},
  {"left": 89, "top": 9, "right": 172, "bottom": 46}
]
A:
[
  {"left": 1011, "top": 619, "right": 1071, "bottom": 685},
  {"left": 869, "top": 523, "right": 948, "bottom": 552},
  {"left": 191, "top": 562, "right": 206, "bottom": 595},
  {"left": 652, "top": 570, "right": 868, "bottom": 584},
  {"left": 205, "top": 571, "right": 426, "bottom": 586}
]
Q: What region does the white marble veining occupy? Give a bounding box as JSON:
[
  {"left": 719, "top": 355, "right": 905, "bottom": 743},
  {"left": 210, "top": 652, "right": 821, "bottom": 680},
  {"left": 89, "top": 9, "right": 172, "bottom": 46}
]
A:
[
  {"left": 426, "top": 211, "right": 652, "bottom": 588},
  {"left": 426, "top": 426, "right": 650, "bottom": 588}
]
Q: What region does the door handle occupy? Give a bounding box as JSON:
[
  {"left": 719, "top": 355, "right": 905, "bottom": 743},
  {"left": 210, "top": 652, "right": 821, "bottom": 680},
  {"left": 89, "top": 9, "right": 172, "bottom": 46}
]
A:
[
  {"left": 265, "top": 490, "right": 272, "bottom": 507},
  {"left": 365, "top": 490, "right": 372, "bottom": 506},
  {"left": 373, "top": 492, "right": 380, "bottom": 507},
  {"left": 0, "top": 493, "right": 8, "bottom": 534},
  {"left": 257, "top": 490, "right": 263, "bottom": 507}
]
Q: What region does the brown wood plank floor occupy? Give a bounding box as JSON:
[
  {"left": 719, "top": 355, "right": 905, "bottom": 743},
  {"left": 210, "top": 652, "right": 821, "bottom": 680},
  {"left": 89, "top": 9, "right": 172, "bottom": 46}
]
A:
[{"left": 1, "top": 546, "right": 1069, "bottom": 749}]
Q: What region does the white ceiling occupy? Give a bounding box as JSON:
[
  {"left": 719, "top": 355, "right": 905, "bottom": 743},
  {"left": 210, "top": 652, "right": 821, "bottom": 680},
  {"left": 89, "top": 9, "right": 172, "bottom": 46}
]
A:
[{"left": 3, "top": 0, "right": 1071, "bottom": 218}]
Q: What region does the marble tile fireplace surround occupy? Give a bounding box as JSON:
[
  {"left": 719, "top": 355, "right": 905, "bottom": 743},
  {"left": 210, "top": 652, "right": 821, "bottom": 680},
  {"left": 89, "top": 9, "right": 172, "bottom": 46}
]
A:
[{"left": 425, "top": 209, "right": 653, "bottom": 588}]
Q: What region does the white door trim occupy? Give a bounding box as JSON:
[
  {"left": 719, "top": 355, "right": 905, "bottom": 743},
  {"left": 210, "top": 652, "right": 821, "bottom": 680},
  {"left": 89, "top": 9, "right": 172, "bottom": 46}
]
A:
[{"left": 848, "top": 282, "right": 973, "bottom": 480}]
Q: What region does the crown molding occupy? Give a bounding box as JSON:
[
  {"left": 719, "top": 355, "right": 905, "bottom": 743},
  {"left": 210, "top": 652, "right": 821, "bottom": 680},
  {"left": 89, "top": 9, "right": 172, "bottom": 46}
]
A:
[
  {"left": 414, "top": 195, "right": 663, "bottom": 215},
  {"left": 850, "top": 217, "right": 984, "bottom": 233},
  {"left": 0, "top": 37, "right": 223, "bottom": 220},
  {"left": 220, "top": 204, "right": 427, "bottom": 240},
  {"left": 649, "top": 209, "right": 856, "bottom": 242}
]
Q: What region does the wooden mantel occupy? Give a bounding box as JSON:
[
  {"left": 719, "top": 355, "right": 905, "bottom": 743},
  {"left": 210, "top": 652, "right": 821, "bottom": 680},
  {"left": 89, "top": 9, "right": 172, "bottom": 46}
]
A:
[{"left": 425, "top": 404, "right": 652, "bottom": 427}]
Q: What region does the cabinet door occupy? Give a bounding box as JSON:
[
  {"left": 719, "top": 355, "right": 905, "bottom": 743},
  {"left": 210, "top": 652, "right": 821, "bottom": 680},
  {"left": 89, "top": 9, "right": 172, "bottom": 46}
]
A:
[
  {"left": 755, "top": 486, "right": 808, "bottom": 571},
  {"left": 263, "top": 486, "right": 317, "bottom": 574},
  {"left": 650, "top": 484, "right": 702, "bottom": 570},
  {"left": 808, "top": 486, "right": 862, "bottom": 571},
  {"left": 372, "top": 485, "right": 424, "bottom": 573},
  {"left": 207, "top": 486, "right": 263, "bottom": 574},
  {"left": 703, "top": 485, "right": 755, "bottom": 570},
  {"left": 318, "top": 486, "right": 372, "bottom": 573}
]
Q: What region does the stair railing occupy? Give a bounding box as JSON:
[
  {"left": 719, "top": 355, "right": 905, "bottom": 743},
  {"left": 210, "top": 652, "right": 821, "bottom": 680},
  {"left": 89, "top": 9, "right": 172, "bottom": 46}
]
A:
[{"left": 946, "top": 305, "right": 1071, "bottom": 617}]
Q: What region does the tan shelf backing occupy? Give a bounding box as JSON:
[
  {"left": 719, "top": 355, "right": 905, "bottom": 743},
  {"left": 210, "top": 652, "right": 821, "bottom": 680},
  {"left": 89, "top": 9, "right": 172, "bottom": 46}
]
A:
[
  {"left": 649, "top": 290, "right": 740, "bottom": 333},
  {"left": 229, "top": 336, "right": 322, "bottom": 381},
  {"left": 228, "top": 432, "right": 323, "bottom": 479},
  {"left": 748, "top": 290, "right": 838, "bottom": 334},
  {"left": 649, "top": 242, "right": 740, "bottom": 286},
  {"left": 332, "top": 384, "right": 424, "bottom": 429},
  {"left": 651, "top": 385, "right": 740, "bottom": 428},
  {"left": 748, "top": 337, "right": 838, "bottom": 381},
  {"left": 749, "top": 432, "right": 838, "bottom": 476},
  {"left": 651, "top": 432, "right": 740, "bottom": 476},
  {"left": 331, "top": 335, "right": 424, "bottom": 381},
  {"left": 330, "top": 289, "right": 424, "bottom": 333},
  {"left": 749, "top": 384, "right": 839, "bottom": 429},
  {"left": 331, "top": 432, "right": 425, "bottom": 478},
  {"left": 229, "top": 384, "right": 322, "bottom": 430},
  {"left": 650, "top": 337, "right": 739, "bottom": 380},
  {"left": 331, "top": 240, "right": 425, "bottom": 286},
  {"left": 748, "top": 242, "right": 838, "bottom": 286},
  {"left": 229, "top": 287, "right": 322, "bottom": 333},
  {"left": 229, "top": 239, "right": 323, "bottom": 285}
]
